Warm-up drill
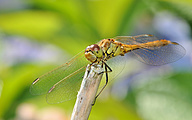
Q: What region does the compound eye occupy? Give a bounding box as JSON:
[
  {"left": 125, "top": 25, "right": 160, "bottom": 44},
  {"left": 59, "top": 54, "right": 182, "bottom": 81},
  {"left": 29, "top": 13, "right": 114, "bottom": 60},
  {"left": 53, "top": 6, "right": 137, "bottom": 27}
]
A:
[
  {"left": 85, "top": 44, "right": 100, "bottom": 52},
  {"left": 92, "top": 44, "right": 100, "bottom": 51}
]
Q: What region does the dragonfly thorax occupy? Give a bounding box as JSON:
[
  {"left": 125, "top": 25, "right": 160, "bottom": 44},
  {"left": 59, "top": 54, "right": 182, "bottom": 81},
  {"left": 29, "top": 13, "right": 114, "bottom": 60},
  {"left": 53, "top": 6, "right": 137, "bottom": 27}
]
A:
[
  {"left": 98, "top": 38, "right": 125, "bottom": 59},
  {"left": 85, "top": 39, "right": 125, "bottom": 63}
]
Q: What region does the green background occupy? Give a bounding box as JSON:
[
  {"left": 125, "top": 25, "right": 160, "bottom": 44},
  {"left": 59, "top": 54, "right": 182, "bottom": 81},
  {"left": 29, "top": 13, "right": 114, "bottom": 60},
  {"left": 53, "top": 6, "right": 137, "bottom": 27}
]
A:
[{"left": 0, "top": 0, "right": 192, "bottom": 120}]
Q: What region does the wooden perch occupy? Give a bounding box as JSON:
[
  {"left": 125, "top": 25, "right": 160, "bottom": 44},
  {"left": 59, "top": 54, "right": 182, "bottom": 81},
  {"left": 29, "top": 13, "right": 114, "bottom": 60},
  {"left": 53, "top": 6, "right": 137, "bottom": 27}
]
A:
[{"left": 71, "top": 64, "right": 103, "bottom": 120}]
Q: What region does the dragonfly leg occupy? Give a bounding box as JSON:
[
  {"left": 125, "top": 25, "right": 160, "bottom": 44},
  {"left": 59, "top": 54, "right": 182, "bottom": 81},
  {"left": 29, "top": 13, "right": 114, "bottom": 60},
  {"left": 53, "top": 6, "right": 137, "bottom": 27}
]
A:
[
  {"left": 92, "top": 62, "right": 112, "bottom": 106},
  {"left": 98, "top": 62, "right": 112, "bottom": 75}
]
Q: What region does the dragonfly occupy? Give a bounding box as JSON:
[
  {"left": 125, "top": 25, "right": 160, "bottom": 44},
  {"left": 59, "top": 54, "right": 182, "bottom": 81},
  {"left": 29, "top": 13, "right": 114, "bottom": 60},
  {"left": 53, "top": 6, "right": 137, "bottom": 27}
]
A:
[{"left": 30, "top": 34, "right": 185, "bottom": 104}]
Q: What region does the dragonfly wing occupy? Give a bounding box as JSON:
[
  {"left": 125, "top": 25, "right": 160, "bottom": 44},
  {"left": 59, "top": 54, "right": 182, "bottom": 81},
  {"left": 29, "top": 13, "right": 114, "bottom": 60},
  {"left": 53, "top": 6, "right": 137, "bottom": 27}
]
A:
[
  {"left": 115, "top": 34, "right": 158, "bottom": 44},
  {"left": 46, "top": 66, "right": 86, "bottom": 103},
  {"left": 128, "top": 43, "right": 185, "bottom": 65},
  {"left": 98, "top": 55, "right": 126, "bottom": 93},
  {"left": 30, "top": 51, "right": 89, "bottom": 101},
  {"left": 116, "top": 35, "right": 186, "bottom": 65}
]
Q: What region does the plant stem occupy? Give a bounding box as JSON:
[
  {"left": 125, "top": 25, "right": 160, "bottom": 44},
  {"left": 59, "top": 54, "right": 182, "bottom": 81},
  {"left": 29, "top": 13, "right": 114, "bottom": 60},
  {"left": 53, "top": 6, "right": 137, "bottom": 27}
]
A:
[{"left": 71, "top": 64, "right": 103, "bottom": 120}]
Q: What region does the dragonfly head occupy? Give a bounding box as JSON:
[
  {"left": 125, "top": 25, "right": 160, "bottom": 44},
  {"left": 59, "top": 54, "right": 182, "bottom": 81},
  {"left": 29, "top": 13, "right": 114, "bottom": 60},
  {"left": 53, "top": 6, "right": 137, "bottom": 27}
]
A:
[{"left": 85, "top": 44, "right": 103, "bottom": 63}]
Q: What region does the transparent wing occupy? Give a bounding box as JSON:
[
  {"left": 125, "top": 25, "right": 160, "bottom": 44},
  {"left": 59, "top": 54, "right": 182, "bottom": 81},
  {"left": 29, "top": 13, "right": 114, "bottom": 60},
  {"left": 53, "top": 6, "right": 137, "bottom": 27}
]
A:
[
  {"left": 30, "top": 51, "right": 90, "bottom": 103},
  {"left": 115, "top": 34, "right": 159, "bottom": 44},
  {"left": 46, "top": 66, "right": 86, "bottom": 103},
  {"left": 115, "top": 34, "right": 186, "bottom": 65},
  {"left": 98, "top": 55, "right": 126, "bottom": 93}
]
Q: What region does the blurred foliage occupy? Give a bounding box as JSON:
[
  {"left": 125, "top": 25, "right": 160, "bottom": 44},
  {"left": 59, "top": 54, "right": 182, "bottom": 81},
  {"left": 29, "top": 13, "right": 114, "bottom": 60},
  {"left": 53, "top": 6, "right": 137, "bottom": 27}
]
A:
[
  {"left": 0, "top": 0, "right": 192, "bottom": 120},
  {"left": 127, "top": 72, "right": 192, "bottom": 120}
]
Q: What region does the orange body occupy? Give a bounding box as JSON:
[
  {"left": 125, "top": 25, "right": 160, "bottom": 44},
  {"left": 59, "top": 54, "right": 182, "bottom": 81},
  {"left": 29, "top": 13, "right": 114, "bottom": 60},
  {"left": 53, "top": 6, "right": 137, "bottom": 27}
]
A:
[
  {"left": 85, "top": 38, "right": 175, "bottom": 64},
  {"left": 31, "top": 34, "right": 185, "bottom": 104}
]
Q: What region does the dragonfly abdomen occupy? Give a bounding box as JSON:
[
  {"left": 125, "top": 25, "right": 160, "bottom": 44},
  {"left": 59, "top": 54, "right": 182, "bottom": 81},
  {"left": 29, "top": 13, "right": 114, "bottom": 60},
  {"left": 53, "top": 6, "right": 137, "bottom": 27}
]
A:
[{"left": 122, "top": 39, "right": 175, "bottom": 53}]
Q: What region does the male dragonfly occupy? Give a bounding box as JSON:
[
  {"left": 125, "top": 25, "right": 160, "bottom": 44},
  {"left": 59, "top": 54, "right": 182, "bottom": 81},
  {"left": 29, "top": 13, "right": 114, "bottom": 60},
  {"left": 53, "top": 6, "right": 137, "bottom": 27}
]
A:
[{"left": 30, "top": 34, "right": 185, "bottom": 104}]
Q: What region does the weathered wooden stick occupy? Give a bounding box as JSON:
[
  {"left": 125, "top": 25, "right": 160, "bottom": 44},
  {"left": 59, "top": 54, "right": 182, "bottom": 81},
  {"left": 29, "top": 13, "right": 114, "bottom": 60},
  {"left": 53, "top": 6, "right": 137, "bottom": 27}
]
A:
[{"left": 71, "top": 64, "right": 103, "bottom": 120}]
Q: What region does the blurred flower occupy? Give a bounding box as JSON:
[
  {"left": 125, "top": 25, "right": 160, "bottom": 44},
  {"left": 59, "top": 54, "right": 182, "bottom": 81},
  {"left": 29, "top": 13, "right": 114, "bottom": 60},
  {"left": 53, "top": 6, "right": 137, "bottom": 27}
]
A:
[
  {"left": 36, "top": 107, "right": 69, "bottom": 120},
  {"left": 0, "top": 36, "right": 69, "bottom": 66},
  {"left": 15, "top": 103, "right": 36, "bottom": 120},
  {"left": 0, "top": 0, "right": 28, "bottom": 11},
  {"left": 15, "top": 103, "right": 69, "bottom": 120}
]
